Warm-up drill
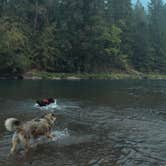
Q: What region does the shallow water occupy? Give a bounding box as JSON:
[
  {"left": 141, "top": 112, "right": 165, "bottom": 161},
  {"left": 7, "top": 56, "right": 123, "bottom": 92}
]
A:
[{"left": 0, "top": 80, "right": 166, "bottom": 166}]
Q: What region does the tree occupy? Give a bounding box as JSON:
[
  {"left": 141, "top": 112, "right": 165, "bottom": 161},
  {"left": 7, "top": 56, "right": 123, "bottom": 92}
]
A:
[
  {"left": 0, "top": 17, "right": 30, "bottom": 74},
  {"left": 32, "top": 24, "right": 60, "bottom": 71},
  {"left": 0, "top": 0, "right": 166, "bottom": 75},
  {"left": 132, "top": 0, "right": 150, "bottom": 71},
  {"left": 148, "top": 0, "right": 166, "bottom": 72}
]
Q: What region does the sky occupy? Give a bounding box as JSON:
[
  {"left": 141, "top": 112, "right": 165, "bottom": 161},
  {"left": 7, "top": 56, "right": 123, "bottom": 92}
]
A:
[
  {"left": 132, "top": 0, "right": 148, "bottom": 6},
  {"left": 132, "top": 0, "right": 166, "bottom": 7}
]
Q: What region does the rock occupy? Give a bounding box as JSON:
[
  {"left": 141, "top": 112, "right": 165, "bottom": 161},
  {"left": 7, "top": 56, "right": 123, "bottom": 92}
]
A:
[
  {"left": 66, "top": 76, "right": 81, "bottom": 80},
  {"left": 32, "top": 76, "right": 42, "bottom": 80},
  {"left": 24, "top": 76, "right": 42, "bottom": 80},
  {"left": 52, "top": 77, "right": 61, "bottom": 80}
]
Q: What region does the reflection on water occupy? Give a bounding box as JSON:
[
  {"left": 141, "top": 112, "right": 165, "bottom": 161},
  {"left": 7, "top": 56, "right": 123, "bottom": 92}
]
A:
[{"left": 0, "top": 80, "right": 166, "bottom": 166}]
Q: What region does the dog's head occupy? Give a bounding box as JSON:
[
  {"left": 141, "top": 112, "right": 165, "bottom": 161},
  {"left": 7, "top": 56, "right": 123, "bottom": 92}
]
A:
[
  {"left": 36, "top": 100, "right": 40, "bottom": 104},
  {"left": 44, "top": 113, "right": 57, "bottom": 125}
]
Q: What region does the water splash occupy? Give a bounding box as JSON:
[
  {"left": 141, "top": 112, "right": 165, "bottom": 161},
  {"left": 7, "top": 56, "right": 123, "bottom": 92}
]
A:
[
  {"left": 30, "top": 128, "right": 70, "bottom": 147},
  {"left": 33, "top": 99, "right": 58, "bottom": 110},
  {"left": 51, "top": 128, "right": 70, "bottom": 141}
]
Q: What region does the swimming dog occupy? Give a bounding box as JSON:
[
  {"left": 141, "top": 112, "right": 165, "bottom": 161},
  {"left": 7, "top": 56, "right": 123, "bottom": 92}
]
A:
[
  {"left": 36, "top": 98, "right": 55, "bottom": 107},
  {"left": 5, "top": 113, "right": 56, "bottom": 154}
]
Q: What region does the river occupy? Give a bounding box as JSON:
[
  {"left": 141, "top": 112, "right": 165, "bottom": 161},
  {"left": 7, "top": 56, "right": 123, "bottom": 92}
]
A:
[{"left": 0, "top": 80, "right": 166, "bottom": 166}]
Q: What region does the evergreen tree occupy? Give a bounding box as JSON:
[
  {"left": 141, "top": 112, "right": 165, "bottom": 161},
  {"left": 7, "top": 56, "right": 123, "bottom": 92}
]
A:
[
  {"left": 148, "top": 0, "right": 166, "bottom": 72},
  {"left": 0, "top": 0, "right": 166, "bottom": 75},
  {"left": 132, "top": 0, "right": 150, "bottom": 71}
]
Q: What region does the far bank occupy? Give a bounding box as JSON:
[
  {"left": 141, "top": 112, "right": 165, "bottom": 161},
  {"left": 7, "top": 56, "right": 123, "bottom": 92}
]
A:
[{"left": 22, "top": 71, "right": 166, "bottom": 80}]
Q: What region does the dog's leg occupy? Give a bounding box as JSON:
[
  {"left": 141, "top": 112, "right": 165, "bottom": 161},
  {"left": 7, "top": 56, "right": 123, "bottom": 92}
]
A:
[
  {"left": 25, "top": 140, "right": 30, "bottom": 153},
  {"left": 22, "top": 138, "right": 30, "bottom": 160},
  {"left": 23, "top": 137, "right": 30, "bottom": 153},
  {"left": 46, "top": 132, "right": 53, "bottom": 140},
  {"left": 10, "top": 133, "right": 19, "bottom": 154}
]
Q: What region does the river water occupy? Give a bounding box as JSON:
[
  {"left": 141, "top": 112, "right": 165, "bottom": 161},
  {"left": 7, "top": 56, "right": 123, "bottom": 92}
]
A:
[{"left": 0, "top": 80, "right": 166, "bottom": 166}]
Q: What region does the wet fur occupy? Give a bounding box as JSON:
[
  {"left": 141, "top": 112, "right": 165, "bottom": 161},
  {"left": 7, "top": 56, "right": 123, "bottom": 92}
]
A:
[{"left": 5, "top": 113, "right": 56, "bottom": 154}]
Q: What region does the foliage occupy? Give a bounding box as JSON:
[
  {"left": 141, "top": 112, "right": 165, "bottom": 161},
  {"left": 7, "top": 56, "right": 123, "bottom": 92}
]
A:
[
  {"left": 0, "top": 17, "right": 30, "bottom": 74},
  {"left": 0, "top": 0, "right": 166, "bottom": 75}
]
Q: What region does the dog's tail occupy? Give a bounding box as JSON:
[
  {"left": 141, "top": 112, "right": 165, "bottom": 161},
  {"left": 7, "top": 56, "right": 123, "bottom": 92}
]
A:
[{"left": 5, "top": 118, "right": 21, "bottom": 132}]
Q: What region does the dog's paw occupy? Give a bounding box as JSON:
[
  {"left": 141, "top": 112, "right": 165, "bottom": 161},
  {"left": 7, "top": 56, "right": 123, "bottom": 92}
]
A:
[
  {"left": 10, "top": 149, "right": 15, "bottom": 155},
  {"left": 8, "top": 150, "right": 15, "bottom": 157}
]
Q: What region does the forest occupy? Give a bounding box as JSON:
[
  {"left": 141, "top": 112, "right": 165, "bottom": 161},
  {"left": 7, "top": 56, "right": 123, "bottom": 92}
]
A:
[{"left": 0, "top": 0, "right": 166, "bottom": 76}]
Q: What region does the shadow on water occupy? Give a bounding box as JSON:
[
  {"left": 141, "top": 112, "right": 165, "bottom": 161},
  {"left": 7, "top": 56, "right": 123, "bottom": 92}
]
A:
[{"left": 0, "top": 80, "right": 166, "bottom": 165}]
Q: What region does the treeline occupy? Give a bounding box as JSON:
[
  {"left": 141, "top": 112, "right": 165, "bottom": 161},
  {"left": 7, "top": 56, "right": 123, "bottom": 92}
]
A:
[{"left": 0, "top": 0, "right": 166, "bottom": 75}]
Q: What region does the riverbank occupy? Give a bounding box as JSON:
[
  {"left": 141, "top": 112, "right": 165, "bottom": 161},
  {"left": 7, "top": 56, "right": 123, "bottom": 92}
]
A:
[{"left": 22, "top": 70, "right": 166, "bottom": 80}]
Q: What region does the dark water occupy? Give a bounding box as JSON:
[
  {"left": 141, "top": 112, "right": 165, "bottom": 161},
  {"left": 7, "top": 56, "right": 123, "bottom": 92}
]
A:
[{"left": 0, "top": 80, "right": 166, "bottom": 166}]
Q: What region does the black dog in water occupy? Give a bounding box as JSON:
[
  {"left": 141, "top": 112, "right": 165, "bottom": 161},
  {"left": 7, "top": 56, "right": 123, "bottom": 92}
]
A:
[{"left": 36, "top": 98, "right": 55, "bottom": 107}]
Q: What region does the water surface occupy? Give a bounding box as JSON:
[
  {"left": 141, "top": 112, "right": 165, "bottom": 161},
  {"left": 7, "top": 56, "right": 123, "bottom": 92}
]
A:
[{"left": 0, "top": 80, "right": 166, "bottom": 166}]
